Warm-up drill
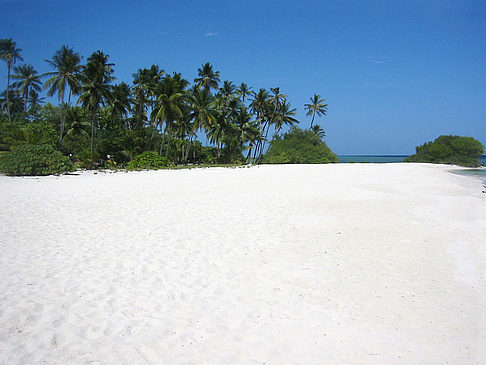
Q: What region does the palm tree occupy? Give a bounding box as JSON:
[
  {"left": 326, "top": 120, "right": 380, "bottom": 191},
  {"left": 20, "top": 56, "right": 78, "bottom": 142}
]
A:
[
  {"left": 11, "top": 64, "right": 43, "bottom": 111},
  {"left": 173, "top": 113, "right": 194, "bottom": 162},
  {"left": 206, "top": 117, "right": 226, "bottom": 157},
  {"left": 249, "top": 88, "right": 271, "bottom": 162},
  {"left": 269, "top": 87, "right": 287, "bottom": 112},
  {"left": 186, "top": 86, "right": 217, "bottom": 131},
  {"left": 310, "top": 124, "right": 326, "bottom": 138},
  {"left": 28, "top": 89, "right": 45, "bottom": 112},
  {"left": 63, "top": 107, "right": 91, "bottom": 142},
  {"left": 194, "top": 62, "right": 220, "bottom": 92},
  {"left": 304, "top": 94, "right": 327, "bottom": 128},
  {"left": 274, "top": 101, "right": 299, "bottom": 135},
  {"left": 233, "top": 106, "right": 259, "bottom": 161},
  {"left": 109, "top": 82, "right": 133, "bottom": 128},
  {"left": 149, "top": 73, "right": 188, "bottom": 151},
  {"left": 219, "top": 80, "right": 236, "bottom": 101},
  {"left": 0, "top": 38, "right": 23, "bottom": 122},
  {"left": 78, "top": 50, "right": 115, "bottom": 153},
  {"left": 44, "top": 45, "right": 82, "bottom": 143},
  {"left": 0, "top": 90, "right": 23, "bottom": 116},
  {"left": 132, "top": 65, "right": 164, "bottom": 129},
  {"left": 237, "top": 82, "right": 253, "bottom": 103},
  {"left": 153, "top": 91, "right": 184, "bottom": 157}
]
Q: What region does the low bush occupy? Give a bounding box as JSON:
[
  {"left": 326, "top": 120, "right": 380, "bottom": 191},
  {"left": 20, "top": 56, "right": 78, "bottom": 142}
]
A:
[
  {"left": 126, "top": 151, "right": 172, "bottom": 170},
  {"left": 75, "top": 149, "right": 99, "bottom": 170},
  {"left": 0, "top": 144, "right": 75, "bottom": 176},
  {"left": 405, "top": 135, "right": 484, "bottom": 167},
  {"left": 262, "top": 127, "right": 337, "bottom": 164}
]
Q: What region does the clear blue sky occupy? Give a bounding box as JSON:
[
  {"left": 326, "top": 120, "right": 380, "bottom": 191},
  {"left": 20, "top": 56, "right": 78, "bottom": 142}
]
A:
[{"left": 1, "top": 0, "right": 485, "bottom": 154}]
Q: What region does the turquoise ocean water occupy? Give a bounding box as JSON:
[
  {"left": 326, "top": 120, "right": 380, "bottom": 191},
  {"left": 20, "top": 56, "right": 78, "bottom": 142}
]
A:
[
  {"left": 337, "top": 155, "right": 486, "bottom": 183},
  {"left": 337, "top": 155, "right": 486, "bottom": 165},
  {"left": 337, "top": 155, "right": 407, "bottom": 163}
]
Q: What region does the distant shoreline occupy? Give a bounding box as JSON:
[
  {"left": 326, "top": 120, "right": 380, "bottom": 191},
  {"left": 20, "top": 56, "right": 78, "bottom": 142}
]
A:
[{"left": 337, "top": 155, "right": 486, "bottom": 164}]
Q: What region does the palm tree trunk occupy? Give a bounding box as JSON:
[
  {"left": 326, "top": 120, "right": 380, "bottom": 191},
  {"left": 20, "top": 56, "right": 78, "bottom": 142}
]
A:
[
  {"left": 184, "top": 135, "right": 193, "bottom": 161},
  {"left": 310, "top": 113, "right": 315, "bottom": 128},
  {"left": 258, "top": 122, "right": 272, "bottom": 163},
  {"left": 159, "top": 133, "right": 165, "bottom": 156},
  {"left": 23, "top": 89, "right": 28, "bottom": 112},
  {"left": 90, "top": 110, "right": 96, "bottom": 154},
  {"left": 245, "top": 143, "right": 252, "bottom": 163},
  {"left": 59, "top": 97, "right": 66, "bottom": 145},
  {"left": 254, "top": 120, "right": 268, "bottom": 163},
  {"left": 6, "top": 62, "right": 11, "bottom": 122},
  {"left": 165, "top": 125, "right": 171, "bottom": 159}
]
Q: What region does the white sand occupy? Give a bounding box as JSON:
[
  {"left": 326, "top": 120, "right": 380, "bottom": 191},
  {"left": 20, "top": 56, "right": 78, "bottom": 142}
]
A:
[{"left": 0, "top": 163, "right": 485, "bottom": 364}]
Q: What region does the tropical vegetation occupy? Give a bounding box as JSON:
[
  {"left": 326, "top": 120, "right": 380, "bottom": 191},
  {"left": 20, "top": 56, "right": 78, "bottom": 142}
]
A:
[
  {"left": 263, "top": 127, "right": 337, "bottom": 164},
  {"left": 405, "top": 135, "right": 484, "bottom": 167},
  {"left": 0, "top": 39, "right": 335, "bottom": 175},
  {"left": 0, "top": 144, "right": 74, "bottom": 176}
]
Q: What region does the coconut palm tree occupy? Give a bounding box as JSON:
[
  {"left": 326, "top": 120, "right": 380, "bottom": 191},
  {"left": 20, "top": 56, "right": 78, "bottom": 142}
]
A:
[
  {"left": 109, "top": 82, "right": 133, "bottom": 128},
  {"left": 249, "top": 88, "right": 271, "bottom": 162},
  {"left": 269, "top": 87, "right": 287, "bottom": 112},
  {"left": 44, "top": 45, "right": 82, "bottom": 143},
  {"left": 219, "top": 80, "right": 236, "bottom": 101},
  {"left": 304, "top": 94, "right": 327, "bottom": 128},
  {"left": 0, "top": 38, "right": 23, "bottom": 122},
  {"left": 11, "top": 64, "right": 43, "bottom": 111},
  {"left": 132, "top": 65, "right": 164, "bottom": 129},
  {"left": 63, "top": 107, "right": 91, "bottom": 142},
  {"left": 186, "top": 86, "right": 217, "bottom": 131},
  {"left": 194, "top": 62, "right": 220, "bottom": 92},
  {"left": 153, "top": 91, "right": 184, "bottom": 157},
  {"left": 237, "top": 82, "right": 253, "bottom": 103},
  {"left": 78, "top": 50, "right": 115, "bottom": 153},
  {"left": 149, "top": 73, "right": 188, "bottom": 151},
  {"left": 233, "top": 106, "right": 258, "bottom": 161},
  {"left": 0, "top": 90, "right": 23, "bottom": 116},
  {"left": 310, "top": 124, "right": 326, "bottom": 138},
  {"left": 206, "top": 118, "right": 226, "bottom": 157},
  {"left": 273, "top": 101, "right": 299, "bottom": 135},
  {"left": 28, "top": 89, "right": 45, "bottom": 113}
]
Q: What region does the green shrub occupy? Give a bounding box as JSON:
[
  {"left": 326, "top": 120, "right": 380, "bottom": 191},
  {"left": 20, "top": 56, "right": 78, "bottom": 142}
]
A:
[
  {"left": 262, "top": 127, "right": 337, "bottom": 164},
  {"left": 0, "top": 144, "right": 75, "bottom": 176},
  {"left": 126, "top": 151, "right": 172, "bottom": 170},
  {"left": 405, "top": 135, "right": 484, "bottom": 167},
  {"left": 75, "top": 149, "right": 99, "bottom": 170}
]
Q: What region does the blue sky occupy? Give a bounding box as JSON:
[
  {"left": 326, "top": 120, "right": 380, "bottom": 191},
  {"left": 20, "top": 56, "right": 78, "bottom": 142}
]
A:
[{"left": 1, "top": 0, "right": 485, "bottom": 154}]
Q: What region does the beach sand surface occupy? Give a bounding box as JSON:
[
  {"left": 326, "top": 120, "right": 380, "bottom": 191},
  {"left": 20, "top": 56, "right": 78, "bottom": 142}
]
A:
[{"left": 0, "top": 163, "right": 485, "bottom": 364}]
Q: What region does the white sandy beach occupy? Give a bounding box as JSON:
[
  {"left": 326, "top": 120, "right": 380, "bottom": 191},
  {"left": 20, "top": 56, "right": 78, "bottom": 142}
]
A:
[{"left": 0, "top": 163, "right": 485, "bottom": 364}]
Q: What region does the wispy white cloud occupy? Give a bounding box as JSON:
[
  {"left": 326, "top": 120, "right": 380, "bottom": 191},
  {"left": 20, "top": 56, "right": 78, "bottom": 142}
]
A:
[
  {"left": 367, "top": 58, "right": 385, "bottom": 64},
  {"left": 204, "top": 32, "right": 219, "bottom": 37}
]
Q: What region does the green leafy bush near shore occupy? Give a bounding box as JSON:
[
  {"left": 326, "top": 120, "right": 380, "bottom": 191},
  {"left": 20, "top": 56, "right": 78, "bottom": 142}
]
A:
[
  {"left": 126, "top": 151, "right": 172, "bottom": 170},
  {"left": 405, "top": 135, "right": 484, "bottom": 167},
  {"left": 0, "top": 144, "right": 75, "bottom": 176},
  {"left": 262, "top": 127, "right": 337, "bottom": 164}
]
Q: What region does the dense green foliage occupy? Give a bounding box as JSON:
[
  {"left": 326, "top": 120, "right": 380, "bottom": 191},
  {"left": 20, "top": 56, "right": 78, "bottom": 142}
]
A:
[
  {"left": 405, "top": 135, "right": 484, "bottom": 167},
  {"left": 0, "top": 39, "right": 334, "bottom": 173},
  {"left": 126, "top": 151, "right": 172, "bottom": 170},
  {"left": 262, "top": 127, "right": 337, "bottom": 164},
  {"left": 0, "top": 144, "right": 74, "bottom": 176}
]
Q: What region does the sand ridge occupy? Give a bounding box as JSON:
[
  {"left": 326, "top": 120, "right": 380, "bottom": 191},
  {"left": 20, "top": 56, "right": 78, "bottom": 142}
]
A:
[{"left": 0, "top": 163, "right": 485, "bottom": 364}]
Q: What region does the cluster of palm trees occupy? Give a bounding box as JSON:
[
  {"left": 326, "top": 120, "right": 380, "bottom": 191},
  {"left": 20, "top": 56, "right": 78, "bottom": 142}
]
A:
[{"left": 1, "top": 38, "right": 329, "bottom": 164}]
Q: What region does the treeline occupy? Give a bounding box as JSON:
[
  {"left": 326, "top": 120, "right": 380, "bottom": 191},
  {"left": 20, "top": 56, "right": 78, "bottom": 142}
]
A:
[{"left": 0, "top": 38, "right": 329, "bottom": 168}]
